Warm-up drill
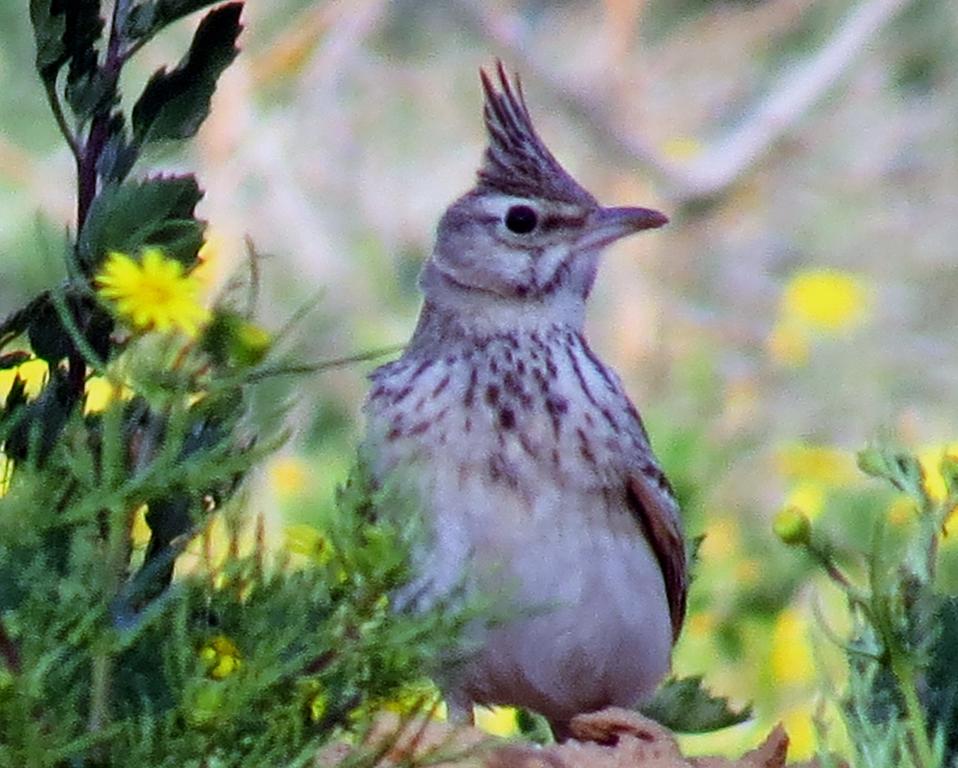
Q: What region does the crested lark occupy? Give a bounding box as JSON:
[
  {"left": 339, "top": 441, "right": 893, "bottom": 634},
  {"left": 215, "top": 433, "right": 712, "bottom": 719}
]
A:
[{"left": 363, "top": 62, "right": 687, "bottom": 738}]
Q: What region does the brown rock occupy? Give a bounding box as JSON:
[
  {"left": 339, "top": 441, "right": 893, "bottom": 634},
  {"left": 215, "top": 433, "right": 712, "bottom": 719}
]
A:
[{"left": 317, "top": 706, "right": 791, "bottom": 768}]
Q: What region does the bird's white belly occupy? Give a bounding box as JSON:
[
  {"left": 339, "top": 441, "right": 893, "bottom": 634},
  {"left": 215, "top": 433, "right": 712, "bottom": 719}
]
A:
[{"left": 419, "top": 454, "right": 672, "bottom": 721}]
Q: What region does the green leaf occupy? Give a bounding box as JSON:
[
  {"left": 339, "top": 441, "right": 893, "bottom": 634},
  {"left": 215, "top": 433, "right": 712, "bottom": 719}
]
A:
[
  {"left": 96, "top": 113, "right": 138, "bottom": 184},
  {"left": 124, "top": 0, "right": 226, "bottom": 40},
  {"left": 131, "top": 3, "right": 243, "bottom": 145},
  {"left": 30, "top": 0, "right": 67, "bottom": 80},
  {"left": 640, "top": 675, "right": 751, "bottom": 733},
  {"left": 77, "top": 175, "right": 206, "bottom": 270}
]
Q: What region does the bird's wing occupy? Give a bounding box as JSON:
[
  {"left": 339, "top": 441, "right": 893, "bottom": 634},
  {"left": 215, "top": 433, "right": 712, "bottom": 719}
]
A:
[{"left": 625, "top": 458, "right": 688, "bottom": 642}]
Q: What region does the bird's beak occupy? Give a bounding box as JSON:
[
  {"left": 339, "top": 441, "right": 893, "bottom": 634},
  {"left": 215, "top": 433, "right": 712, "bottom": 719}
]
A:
[{"left": 578, "top": 205, "right": 668, "bottom": 251}]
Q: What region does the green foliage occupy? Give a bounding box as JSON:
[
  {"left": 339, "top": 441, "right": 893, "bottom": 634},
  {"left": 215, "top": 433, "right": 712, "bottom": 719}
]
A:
[
  {"left": 0, "top": 3, "right": 470, "bottom": 765},
  {"left": 132, "top": 3, "right": 242, "bottom": 145},
  {"left": 641, "top": 675, "right": 752, "bottom": 734},
  {"left": 78, "top": 175, "right": 205, "bottom": 271},
  {"left": 783, "top": 443, "right": 958, "bottom": 768}
]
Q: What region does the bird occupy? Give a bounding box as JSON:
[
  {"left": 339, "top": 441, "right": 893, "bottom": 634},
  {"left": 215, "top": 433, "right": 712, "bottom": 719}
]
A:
[{"left": 362, "top": 61, "right": 687, "bottom": 740}]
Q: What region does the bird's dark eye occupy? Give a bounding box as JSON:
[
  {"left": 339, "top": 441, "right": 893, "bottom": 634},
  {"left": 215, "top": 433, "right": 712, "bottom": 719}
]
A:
[{"left": 504, "top": 205, "right": 538, "bottom": 234}]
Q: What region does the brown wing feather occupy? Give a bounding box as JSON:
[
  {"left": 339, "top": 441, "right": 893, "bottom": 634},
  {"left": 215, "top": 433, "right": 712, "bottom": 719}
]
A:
[{"left": 626, "top": 466, "right": 687, "bottom": 642}]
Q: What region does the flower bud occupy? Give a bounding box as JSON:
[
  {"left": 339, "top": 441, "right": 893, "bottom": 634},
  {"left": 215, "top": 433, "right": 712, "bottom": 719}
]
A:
[{"left": 773, "top": 507, "right": 812, "bottom": 546}]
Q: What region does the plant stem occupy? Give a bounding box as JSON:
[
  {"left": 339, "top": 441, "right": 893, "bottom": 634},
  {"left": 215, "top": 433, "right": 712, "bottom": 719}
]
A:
[
  {"left": 43, "top": 80, "right": 80, "bottom": 162},
  {"left": 77, "top": 0, "right": 129, "bottom": 233},
  {"left": 890, "top": 649, "right": 938, "bottom": 768}
]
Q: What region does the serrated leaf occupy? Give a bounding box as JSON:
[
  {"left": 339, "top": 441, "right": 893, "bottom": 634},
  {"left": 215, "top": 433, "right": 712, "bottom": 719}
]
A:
[
  {"left": 640, "top": 675, "right": 751, "bottom": 733},
  {"left": 77, "top": 175, "right": 206, "bottom": 271},
  {"left": 132, "top": 3, "right": 243, "bottom": 145}
]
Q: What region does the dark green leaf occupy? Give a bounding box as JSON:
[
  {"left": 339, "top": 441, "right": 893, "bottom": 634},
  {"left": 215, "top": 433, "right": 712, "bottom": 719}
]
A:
[
  {"left": 65, "top": 68, "right": 116, "bottom": 123},
  {"left": 124, "top": 0, "right": 226, "bottom": 41},
  {"left": 29, "top": 0, "right": 67, "bottom": 80},
  {"left": 25, "top": 292, "right": 113, "bottom": 365},
  {"left": 77, "top": 175, "right": 206, "bottom": 270},
  {"left": 640, "top": 675, "right": 751, "bottom": 733},
  {"left": 63, "top": 0, "right": 103, "bottom": 85},
  {"left": 96, "top": 113, "right": 138, "bottom": 183},
  {"left": 3, "top": 370, "right": 75, "bottom": 464},
  {"left": 132, "top": 3, "right": 243, "bottom": 144},
  {"left": 0, "top": 353, "right": 32, "bottom": 371}
]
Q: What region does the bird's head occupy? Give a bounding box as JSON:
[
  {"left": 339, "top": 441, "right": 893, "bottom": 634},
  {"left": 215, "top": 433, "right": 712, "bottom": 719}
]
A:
[{"left": 419, "top": 62, "right": 667, "bottom": 330}]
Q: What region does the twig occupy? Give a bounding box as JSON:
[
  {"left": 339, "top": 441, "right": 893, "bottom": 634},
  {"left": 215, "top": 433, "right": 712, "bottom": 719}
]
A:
[{"left": 454, "top": 0, "right": 912, "bottom": 204}]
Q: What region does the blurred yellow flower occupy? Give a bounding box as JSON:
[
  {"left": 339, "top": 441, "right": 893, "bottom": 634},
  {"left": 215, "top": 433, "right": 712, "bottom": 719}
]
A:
[
  {"left": 765, "top": 322, "right": 809, "bottom": 367},
  {"left": 770, "top": 607, "right": 815, "bottom": 687},
  {"left": 686, "top": 609, "right": 718, "bottom": 639},
  {"left": 774, "top": 444, "right": 858, "bottom": 487},
  {"left": 918, "top": 444, "right": 958, "bottom": 503},
  {"left": 784, "top": 483, "right": 826, "bottom": 521},
  {"left": 887, "top": 497, "right": 915, "bottom": 527},
  {"left": 780, "top": 269, "right": 869, "bottom": 333},
  {"left": 84, "top": 376, "right": 134, "bottom": 414},
  {"left": 199, "top": 634, "right": 242, "bottom": 680},
  {"left": 269, "top": 455, "right": 310, "bottom": 498},
  {"left": 700, "top": 516, "right": 741, "bottom": 561},
  {"left": 131, "top": 504, "right": 151, "bottom": 548},
  {"left": 780, "top": 707, "right": 816, "bottom": 761},
  {"left": 662, "top": 136, "right": 703, "bottom": 161},
  {"left": 0, "top": 358, "right": 47, "bottom": 401},
  {"left": 96, "top": 248, "right": 210, "bottom": 337},
  {"left": 474, "top": 705, "right": 520, "bottom": 737},
  {"left": 285, "top": 523, "right": 335, "bottom": 565}
]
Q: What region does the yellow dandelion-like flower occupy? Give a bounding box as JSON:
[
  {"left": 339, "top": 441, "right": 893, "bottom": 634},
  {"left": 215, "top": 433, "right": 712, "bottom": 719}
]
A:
[
  {"left": 780, "top": 269, "right": 869, "bottom": 334},
  {"left": 96, "top": 248, "right": 210, "bottom": 337}
]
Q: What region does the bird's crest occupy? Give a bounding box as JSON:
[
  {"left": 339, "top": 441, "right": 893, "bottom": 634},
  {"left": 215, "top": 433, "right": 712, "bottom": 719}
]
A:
[{"left": 478, "top": 62, "right": 595, "bottom": 206}]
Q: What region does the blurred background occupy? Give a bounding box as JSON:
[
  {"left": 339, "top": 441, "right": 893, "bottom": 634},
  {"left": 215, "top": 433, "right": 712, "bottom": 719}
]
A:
[{"left": 2, "top": 0, "right": 957, "bottom": 759}]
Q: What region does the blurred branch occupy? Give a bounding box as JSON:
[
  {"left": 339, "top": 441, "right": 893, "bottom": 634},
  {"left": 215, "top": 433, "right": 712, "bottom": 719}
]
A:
[{"left": 454, "top": 0, "right": 912, "bottom": 206}]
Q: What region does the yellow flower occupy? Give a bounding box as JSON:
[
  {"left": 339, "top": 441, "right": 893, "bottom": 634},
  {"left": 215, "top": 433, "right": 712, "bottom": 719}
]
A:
[
  {"left": 96, "top": 248, "right": 210, "bottom": 336},
  {"left": 84, "top": 376, "right": 133, "bottom": 414},
  {"left": 285, "top": 523, "right": 335, "bottom": 566},
  {"left": 784, "top": 482, "right": 826, "bottom": 521},
  {"left": 198, "top": 634, "right": 242, "bottom": 680},
  {"left": 766, "top": 321, "right": 809, "bottom": 367},
  {"left": 0, "top": 358, "right": 48, "bottom": 401},
  {"left": 774, "top": 444, "right": 858, "bottom": 487},
  {"left": 781, "top": 706, "right": 816, "bottom": 761},
  {"left": 770, "top": 607, "right": 815, "bottom": 686},
  {"left": 780, "top": 269, "right": 869, "bottom": 333},
  {"left": 918, "top": 444, "right": 958, "bottom": 503},
  {"left": 474, "top": 705, "right": 520, "bottom": 737},
  {"left": 269, "top": 455, "right": 310, "bottom": 498}
]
